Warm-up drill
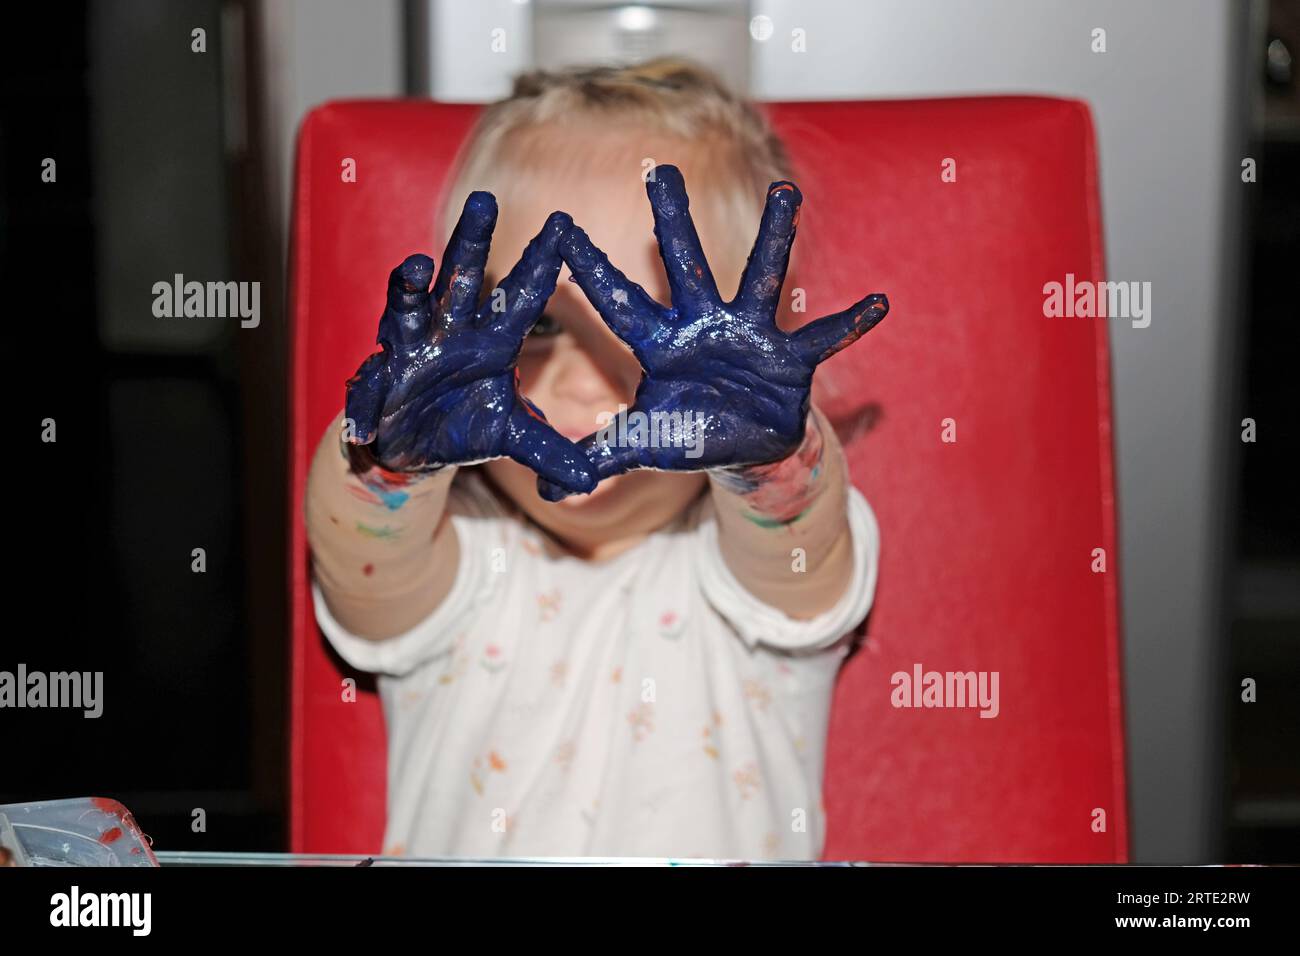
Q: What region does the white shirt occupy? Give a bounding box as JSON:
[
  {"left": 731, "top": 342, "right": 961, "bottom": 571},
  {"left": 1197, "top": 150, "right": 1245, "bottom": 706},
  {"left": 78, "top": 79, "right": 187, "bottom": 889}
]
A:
[{"left": 311, "top": 469, "right": 880, "bottom": 860}]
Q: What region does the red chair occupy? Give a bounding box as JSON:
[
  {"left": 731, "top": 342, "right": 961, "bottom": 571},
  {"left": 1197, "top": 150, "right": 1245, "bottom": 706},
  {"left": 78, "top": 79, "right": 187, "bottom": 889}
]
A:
[{"left": 288, "top": 97, "right": 1128, "bottom": 862}]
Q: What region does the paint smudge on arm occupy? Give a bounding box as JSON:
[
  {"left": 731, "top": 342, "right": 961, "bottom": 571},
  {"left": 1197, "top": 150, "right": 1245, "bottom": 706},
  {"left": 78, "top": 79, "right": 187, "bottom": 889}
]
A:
[
  {"left": 355, "top": 521, "right": 404, "bottom": 540},
  {"left": 339, "top": 430, "right": 439, "bottom": 512},
  {"left": 710, "top": 410, "right": 827, "bottom": 529}
]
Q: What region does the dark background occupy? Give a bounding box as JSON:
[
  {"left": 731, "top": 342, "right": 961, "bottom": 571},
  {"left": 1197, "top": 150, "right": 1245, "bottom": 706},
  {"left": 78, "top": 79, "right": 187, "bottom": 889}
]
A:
[{"left": 3, "top": 1, "right": 283, "bottom": 850}]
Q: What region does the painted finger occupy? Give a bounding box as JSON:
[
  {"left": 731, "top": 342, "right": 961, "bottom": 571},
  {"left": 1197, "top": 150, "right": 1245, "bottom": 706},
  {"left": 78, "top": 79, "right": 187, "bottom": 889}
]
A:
[
  {"left": 377, "top": 253, "right": 435, "bottom": 348},
  {"left": 536, "top": 414, "right": 660, "bottom": 501},
  {"left": 488, "top": 211, "right": 572, "bottom": 336},
  {"left": 504, "top": 403, "right": 599, "bottom": 497},
  {"left": 732, "top": 181, "right": 802, "bottom": 318},
  {"left": 790, "top": 293, "right": 889, "bottom": 365},
  {"left": 343, "top": 350, "right": 390, "bottom": 445},
  {"left": 645, "top": 165, "right": 721, "bottom": 316},
  {"left": 559, "top": 225, "right": 666, "bottom": 346},
  {"left": 433, "top": 191, "right": 496, "bottom": 323}
]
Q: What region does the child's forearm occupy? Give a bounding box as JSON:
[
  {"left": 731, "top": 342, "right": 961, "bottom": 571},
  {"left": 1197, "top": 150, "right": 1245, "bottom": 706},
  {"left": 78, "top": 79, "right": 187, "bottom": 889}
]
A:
[
  {"left": 305, "top": 410, "right": 460, "bottom": 640},
  {"left": 708, "top": 406, "right": 854, "bottom": 619}
]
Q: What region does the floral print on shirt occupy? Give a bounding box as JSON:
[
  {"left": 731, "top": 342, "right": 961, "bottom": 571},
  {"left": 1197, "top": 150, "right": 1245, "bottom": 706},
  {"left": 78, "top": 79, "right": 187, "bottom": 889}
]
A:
[
  {"left": 438, "top": 633, "right": 471, "bottom": 685},
  {"left": 743, "top": 678, "right": 771, "bottom": 712},
  {"left": 701, "top": 710, "right": 724, "bottom": 760},
  {"left": 554, "top": 739, "right": 576, "bottom": 773},
  {"left": 657, "top": 609, "right": 685, "bottom": 639},
  {"left": 627, "top": 702, "right": 655, "bottom": 742},
  {"left": 537, "top": 588, "right": 562, "bottom": 622},
  {"left": 733, "top": 761, "right": 762, "bottom": 801},
  {"left": 480, "top": 642, "right": 507, "bottom": 673},
  {"left": 470, "top": 749, "right": 508, "bottom": 796}
]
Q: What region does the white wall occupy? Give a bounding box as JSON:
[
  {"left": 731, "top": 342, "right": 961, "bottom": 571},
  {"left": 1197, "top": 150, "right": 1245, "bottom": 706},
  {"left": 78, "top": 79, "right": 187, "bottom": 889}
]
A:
[{"left": 258, "top": 0, "right": 404, "bottom": 261}]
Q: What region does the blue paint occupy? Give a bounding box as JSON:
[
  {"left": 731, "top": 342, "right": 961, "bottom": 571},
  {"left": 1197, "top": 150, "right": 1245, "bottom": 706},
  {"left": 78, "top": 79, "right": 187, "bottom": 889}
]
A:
[
  {"left": 364, "top": 480, "right": 411, "bottom": 511},
  {"left": 344, "top": 192, "right": 598, "bottom": 496},
  {"left": 537, "top": 165, "right": 889, "bottom": 502},
  {"left": 376, "top": 487, "right": 410, "bottom": 510}
]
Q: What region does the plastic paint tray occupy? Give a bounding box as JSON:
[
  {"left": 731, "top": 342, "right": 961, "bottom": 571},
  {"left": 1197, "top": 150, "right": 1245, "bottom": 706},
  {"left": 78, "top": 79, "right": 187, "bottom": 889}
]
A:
[{"left": 0, "top": 797, "right": 158, "bottom": 866}]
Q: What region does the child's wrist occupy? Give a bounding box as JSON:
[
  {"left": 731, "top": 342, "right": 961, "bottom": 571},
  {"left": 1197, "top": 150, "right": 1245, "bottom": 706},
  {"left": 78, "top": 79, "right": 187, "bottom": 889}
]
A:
[
  {"left": 708, "top": 408, "right": 829, "bottom": 526},
  {"left": 339, "top": 431, "right": 449, "bottom": 502}
]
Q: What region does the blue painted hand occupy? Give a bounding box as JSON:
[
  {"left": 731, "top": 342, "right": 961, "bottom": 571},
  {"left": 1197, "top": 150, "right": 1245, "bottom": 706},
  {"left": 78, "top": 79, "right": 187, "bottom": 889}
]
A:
[
  {"left": 343, "top": 192, "right": 598, "bottom": 497},
  {"left": 539, "top": 164, "right": 889, "bottom": 501}
]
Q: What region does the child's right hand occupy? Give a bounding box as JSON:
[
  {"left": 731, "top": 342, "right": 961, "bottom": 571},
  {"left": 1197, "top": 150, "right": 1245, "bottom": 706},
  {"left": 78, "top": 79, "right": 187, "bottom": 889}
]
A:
[{"left": 342, "top": 193, "right": 597, "bottom": 496}]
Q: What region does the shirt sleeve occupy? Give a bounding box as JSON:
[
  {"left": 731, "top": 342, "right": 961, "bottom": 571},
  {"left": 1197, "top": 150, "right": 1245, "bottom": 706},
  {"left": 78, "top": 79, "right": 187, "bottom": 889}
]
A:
[
  {"left": 309, "top": 470, "right": 508, "bottom": 677},
  {"left": 694, "top": 484, "right": 881, "bottom": 653}
]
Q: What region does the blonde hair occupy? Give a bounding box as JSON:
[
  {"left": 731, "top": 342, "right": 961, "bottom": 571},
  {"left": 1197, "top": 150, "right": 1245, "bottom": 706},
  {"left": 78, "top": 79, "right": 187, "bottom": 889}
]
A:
[{"left": 439, "top": 58, "right": 794, "bottom": 266}]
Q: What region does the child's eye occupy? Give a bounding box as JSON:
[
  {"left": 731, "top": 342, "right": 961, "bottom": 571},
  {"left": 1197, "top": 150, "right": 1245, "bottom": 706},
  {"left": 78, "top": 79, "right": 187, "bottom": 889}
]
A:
[{"left": 528, "top": 313, "right": 563, "bottom": 338}]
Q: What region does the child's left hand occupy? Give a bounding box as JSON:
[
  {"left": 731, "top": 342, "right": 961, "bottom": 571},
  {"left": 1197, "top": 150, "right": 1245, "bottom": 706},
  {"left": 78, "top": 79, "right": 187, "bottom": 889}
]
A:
[{"left": 538, "top": 164, "right": 888, "bottom": 501}]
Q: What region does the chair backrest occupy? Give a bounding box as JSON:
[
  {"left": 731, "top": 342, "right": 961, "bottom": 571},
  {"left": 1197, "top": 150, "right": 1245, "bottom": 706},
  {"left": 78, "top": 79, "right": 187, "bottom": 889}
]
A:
[{"left": 288, "top": 97, "right": 1128, "bottom": 862}]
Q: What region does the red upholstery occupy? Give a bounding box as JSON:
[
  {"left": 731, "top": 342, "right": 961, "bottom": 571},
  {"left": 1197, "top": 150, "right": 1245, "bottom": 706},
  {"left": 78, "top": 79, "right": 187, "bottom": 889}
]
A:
[{"left": 289, "top": 97, "right": 1128, "bottom": 862}]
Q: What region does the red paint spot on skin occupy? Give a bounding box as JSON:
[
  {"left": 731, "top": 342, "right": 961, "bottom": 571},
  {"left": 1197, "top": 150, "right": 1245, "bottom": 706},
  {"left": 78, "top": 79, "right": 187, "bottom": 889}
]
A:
[
  {"left": 363, "top": 563, "right": 374, "bottom": 576},
  {"left": 345, "top": 484, "right": 383, "bottom": 506},
  {"left": 90, "top": 797, "right": 121, "bottom": 816},
  {"left": 130, "top": 846, "right": 142, "bottom": 855},
  {"left": 694, "top": 265, "right": 703, "bottom": 278},
  {"left": 99, "top": 826, "right": 123, "bottom": 844},
  {"left": 372, "top": 465, "right": 419, "bottom": 487}
]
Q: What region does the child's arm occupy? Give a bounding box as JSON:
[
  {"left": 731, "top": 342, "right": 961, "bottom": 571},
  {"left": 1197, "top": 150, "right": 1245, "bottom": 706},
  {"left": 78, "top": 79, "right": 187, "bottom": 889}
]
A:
[
  {"left": 308, "top": 194, "right": 594, "bottom": 640},
  {"left": 707, "top": 406, "right": 854, "bottom": 619},
  {"left": 306, "top": 410, "right": 460, "bottom": 640}
]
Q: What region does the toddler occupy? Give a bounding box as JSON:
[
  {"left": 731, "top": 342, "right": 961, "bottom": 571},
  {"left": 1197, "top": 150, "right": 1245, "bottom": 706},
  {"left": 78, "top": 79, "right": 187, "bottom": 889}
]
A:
[{"left": 305, "top": 59, "right": 888, "bottom": 860}]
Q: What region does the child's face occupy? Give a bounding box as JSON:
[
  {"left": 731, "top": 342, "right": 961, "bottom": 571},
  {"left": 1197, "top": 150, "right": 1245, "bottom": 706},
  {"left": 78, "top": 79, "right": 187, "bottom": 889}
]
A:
[{"left": 477, "top": 131, "right": 742, "bottom": 549}]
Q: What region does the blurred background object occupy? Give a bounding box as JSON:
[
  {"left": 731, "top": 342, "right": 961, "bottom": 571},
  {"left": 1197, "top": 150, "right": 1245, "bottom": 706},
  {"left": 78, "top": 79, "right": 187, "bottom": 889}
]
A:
[{"left": 3, "top": 0, "right": 1294, "bottom": 863}]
